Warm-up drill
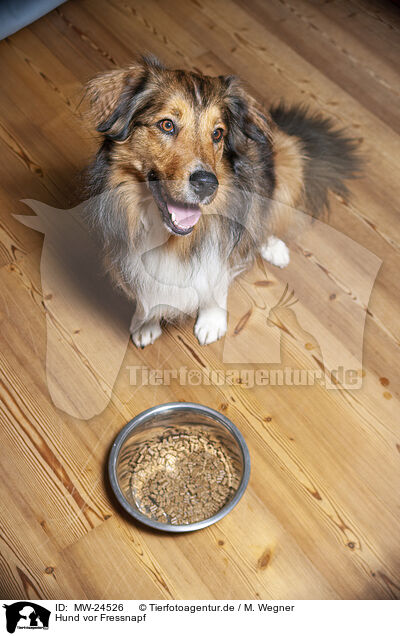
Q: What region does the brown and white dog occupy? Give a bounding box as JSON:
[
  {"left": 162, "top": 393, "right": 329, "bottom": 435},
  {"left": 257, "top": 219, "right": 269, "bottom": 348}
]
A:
[{"left": 84, "top": 55, "right": 360, "bottom": 347}]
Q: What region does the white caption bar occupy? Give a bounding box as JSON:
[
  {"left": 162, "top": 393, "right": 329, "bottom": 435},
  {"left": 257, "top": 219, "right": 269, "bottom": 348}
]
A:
[{"left": 1, "top": 599, "right": 397, "bottom": 635}]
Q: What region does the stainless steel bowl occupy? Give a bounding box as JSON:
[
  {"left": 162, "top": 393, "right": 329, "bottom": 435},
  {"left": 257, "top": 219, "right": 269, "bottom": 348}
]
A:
[{"left": 108, "top": 402, "right": 251, "bottom": 532}]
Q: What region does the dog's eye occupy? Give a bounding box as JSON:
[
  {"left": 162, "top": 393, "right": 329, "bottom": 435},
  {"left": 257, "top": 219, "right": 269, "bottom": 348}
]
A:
[
  {"left": 158, "top": 119, "right": 175, "bottom": 134},
  {"left": 212, "top": 128, "right": 224, "bottom": 143}
]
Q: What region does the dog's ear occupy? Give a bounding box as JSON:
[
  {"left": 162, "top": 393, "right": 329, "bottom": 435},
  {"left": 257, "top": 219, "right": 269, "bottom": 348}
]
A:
[
  {"left": 221, "top": 75, "right": 273, "bottom": 152},
  {"left": 83, "top": 55, "right": 164, "bottom": 141}
]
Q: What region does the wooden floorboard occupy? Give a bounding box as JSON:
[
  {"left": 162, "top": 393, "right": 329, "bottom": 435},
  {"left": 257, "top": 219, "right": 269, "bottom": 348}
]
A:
[{"left": 0, "top": 0, "right": 399, "bottom": 599}]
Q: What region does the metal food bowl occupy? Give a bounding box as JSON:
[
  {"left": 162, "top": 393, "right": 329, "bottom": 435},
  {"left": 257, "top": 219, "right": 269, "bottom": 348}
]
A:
[{"left": 108, "top": 402, "right": 251, "bottom": 533}]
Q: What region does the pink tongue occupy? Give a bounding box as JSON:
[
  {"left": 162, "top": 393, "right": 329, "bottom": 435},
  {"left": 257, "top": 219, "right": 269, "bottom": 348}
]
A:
[{"left": 167, "top": 202, "right": 201, "bottom": 228}]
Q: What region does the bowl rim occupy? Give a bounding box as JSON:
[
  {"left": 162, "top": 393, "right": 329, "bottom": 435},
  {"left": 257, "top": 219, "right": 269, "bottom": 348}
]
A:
[{"left": 108, "top": 401, "right": 251, "bottom": 533}]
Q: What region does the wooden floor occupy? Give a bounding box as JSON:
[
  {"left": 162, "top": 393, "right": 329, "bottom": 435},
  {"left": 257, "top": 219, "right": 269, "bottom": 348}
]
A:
[{"left": 1, "top": 0, "right": 400, "bottom": 600}]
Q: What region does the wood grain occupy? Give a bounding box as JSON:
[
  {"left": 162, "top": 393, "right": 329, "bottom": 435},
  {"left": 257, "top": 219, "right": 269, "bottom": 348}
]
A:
[{"left": 0, "top": 0, "right": 399, "bottom": 600}]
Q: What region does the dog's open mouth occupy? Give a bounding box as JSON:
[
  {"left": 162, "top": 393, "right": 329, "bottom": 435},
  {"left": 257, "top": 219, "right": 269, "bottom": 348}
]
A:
[
  {"left": 165, "top": 200, "right": 201, "bottom": 234},
  {"left": 148, "top": 174, "right": 201, "bottom": 236}
]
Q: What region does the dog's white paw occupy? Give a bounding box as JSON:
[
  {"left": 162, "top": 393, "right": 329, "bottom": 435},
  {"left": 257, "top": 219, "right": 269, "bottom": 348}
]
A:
[
  {"left": 194, "top": 308, "right": 227, "bottom": 345},
  {"left": 260, "top": 236, "right": 290, "bottom": 268},
  {"left": 131, "top": 321, "right": 162, "bottom": 348}
]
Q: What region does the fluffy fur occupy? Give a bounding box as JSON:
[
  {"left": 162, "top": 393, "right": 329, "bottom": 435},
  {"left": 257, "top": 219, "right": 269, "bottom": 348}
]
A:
[{"left": 83, "top": 55, "right": 361, "bottom": 346}]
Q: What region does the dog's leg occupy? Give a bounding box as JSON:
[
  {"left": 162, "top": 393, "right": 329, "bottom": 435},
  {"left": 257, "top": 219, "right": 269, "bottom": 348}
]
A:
[
  {"left": 194, "top": 279, "right": 228, "bottom": 346},
  {"left": 130, "top": 318, "right": 162, "bottom": 348},
  {"left": 130, "top": 301, "right": 161, "bottom": 348},
  {"left": 260, "top": 235, "right": 290, "bottom": 268},
  {"left": 195, "top": 306, "right": 227, "bottom": 345}
]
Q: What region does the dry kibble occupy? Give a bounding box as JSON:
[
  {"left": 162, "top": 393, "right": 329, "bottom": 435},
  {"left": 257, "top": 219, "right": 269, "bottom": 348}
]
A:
[{"left": 127, "top": 428, "right": 241, "bottom": 525}]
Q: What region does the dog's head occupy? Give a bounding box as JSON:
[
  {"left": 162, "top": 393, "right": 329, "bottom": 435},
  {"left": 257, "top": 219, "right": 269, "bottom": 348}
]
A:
[{"left": 85, "top": 55, "right": 272, "bottom": 236}]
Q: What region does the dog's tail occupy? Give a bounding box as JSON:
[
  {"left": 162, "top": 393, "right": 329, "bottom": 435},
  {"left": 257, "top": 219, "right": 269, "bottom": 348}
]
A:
[{"left": 269, "top": 102, "right": 362, "bottom": 216}]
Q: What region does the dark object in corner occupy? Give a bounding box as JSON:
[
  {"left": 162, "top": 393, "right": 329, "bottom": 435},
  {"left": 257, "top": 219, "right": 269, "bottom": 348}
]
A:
[{"left": 0, "top": 0, "right": 66, "bottom": 40}]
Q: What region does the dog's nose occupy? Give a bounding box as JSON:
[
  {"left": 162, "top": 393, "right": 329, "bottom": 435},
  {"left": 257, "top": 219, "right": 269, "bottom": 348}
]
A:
[{"left": 189, "top": 170, "right": 218, "bottom": 200}]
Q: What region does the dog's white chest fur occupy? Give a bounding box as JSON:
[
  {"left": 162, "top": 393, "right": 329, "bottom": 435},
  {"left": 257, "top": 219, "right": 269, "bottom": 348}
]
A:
[{"left": 128, "top": 229, "right": 228, "bottom": 326}]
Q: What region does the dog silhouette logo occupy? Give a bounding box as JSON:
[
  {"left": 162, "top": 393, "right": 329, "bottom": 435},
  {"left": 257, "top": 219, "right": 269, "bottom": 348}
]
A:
[
  {"left": 3, "top": 602, "right": 50, "bottom": 633},
  {"left": 14, "top": 195, "right": 381, "bottom": 418}
]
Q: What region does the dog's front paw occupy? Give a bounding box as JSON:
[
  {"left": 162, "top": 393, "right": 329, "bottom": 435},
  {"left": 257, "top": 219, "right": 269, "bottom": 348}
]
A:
[
  {"left": 194, "top": 308, "right": 227, "bottom": 345},
  {"left": 261, "top": 236, "right": 290, "bottom": 268},
  {"left": 131, "top": 320, "right": 162, "bottom": 348}
]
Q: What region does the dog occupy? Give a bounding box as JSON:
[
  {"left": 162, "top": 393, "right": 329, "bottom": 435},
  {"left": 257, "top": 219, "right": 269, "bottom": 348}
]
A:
[{"left": 83, "top": 54, "right": 360, "bottom": 347}]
